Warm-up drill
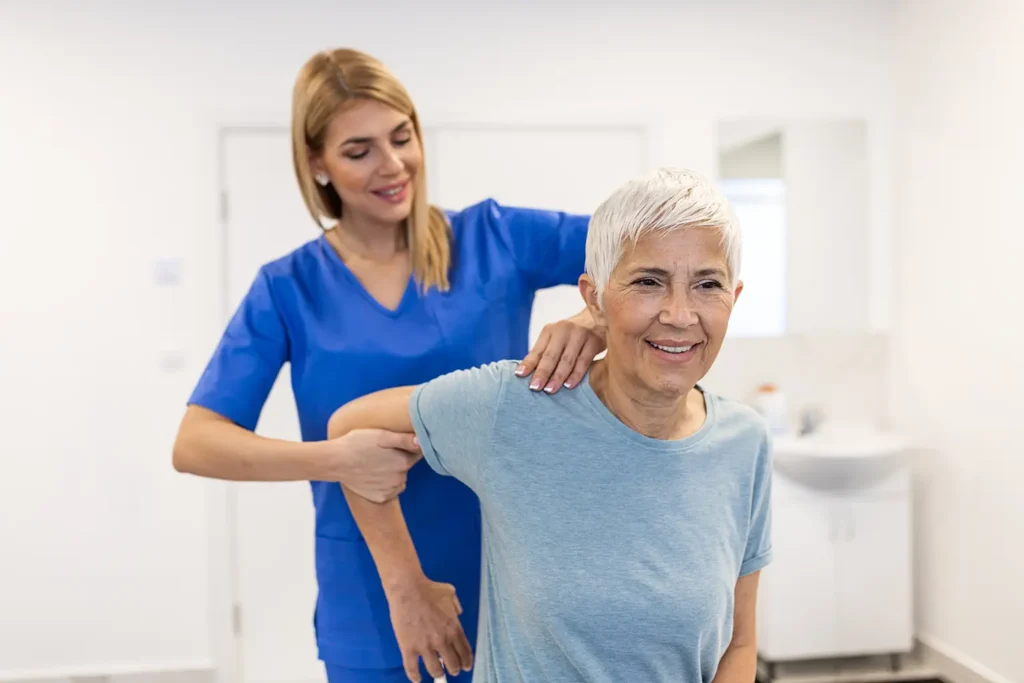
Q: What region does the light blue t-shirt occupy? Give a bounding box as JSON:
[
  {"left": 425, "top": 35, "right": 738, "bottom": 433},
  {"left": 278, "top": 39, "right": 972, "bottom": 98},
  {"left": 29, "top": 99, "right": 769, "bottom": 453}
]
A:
[{"left": 409, "top": 360, "right": 773, "bottom": 683}]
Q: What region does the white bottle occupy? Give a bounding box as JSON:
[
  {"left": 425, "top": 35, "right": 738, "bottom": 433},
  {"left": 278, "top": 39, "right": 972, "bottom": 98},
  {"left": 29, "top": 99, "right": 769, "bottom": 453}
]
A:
[{"left": 752, "top": 383, "right": 789, "bottom": 436}]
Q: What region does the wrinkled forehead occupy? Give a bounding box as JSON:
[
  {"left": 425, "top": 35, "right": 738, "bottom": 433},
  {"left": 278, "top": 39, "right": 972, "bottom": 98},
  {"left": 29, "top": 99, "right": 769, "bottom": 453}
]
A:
[{"left": 614, "top": 226, "right": 730, "bottom": 275}]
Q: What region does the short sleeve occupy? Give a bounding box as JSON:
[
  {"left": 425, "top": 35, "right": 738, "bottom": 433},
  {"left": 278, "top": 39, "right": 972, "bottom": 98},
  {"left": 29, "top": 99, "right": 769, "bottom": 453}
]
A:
[
  {"left": 480, "top": 199, "right": 589, "bottom": 291},
  {"left": 408, "top": 361, "right": 511, "bottom": 491},
  {"left": 187, "top": 267, "right": 289, "bottom": 431},
  {"left": 740, "top": 433, "right": 773, "bottom": 576}
]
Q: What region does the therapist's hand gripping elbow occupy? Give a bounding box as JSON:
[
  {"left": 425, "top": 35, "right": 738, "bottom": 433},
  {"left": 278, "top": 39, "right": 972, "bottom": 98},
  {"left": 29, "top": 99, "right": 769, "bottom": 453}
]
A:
[
  {"left": 172, "top": 406, "right": 421, "bottom": 504},
  {"left": 328, "top": 427, "right": 424, "bottom": 503}
]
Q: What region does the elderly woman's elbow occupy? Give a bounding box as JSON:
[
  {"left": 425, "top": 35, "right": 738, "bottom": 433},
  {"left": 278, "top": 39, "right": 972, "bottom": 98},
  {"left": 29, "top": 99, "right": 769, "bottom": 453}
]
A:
[{"left": 327, "top": 406, "right": 353, "bottom": 440}]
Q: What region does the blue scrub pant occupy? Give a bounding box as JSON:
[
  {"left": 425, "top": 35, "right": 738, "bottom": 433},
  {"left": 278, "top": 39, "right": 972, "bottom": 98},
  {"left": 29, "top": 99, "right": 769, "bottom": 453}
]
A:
[{"left": 324, "top": 663, "right": 473, "bottom": 683}]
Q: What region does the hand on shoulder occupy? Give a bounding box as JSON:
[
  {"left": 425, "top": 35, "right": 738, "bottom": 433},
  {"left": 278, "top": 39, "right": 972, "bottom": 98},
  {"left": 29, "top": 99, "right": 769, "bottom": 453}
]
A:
[{"left": 515, "top": 307, "right": 606, "bottom": 394}]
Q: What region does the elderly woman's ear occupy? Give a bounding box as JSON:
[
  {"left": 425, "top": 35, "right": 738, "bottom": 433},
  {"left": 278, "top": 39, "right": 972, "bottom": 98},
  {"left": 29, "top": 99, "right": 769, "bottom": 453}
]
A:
[
  {"left": 578, "top": 274, "right": 607, "bottom": 330},
  {"left": 732, "top": 280, "right": 745, "bottom": 302}
]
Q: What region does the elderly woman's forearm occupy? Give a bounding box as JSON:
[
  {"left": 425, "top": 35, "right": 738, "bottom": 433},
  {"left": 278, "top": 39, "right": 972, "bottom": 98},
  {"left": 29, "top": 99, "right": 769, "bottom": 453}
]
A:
[
  {"left": 342, "top": 490, "right": 427, "bottom": 591},
  {"left": 327, "top": 386, "right": 427, "bottom": 592},
  {"left": 710, "top": 643, "right": 757, "bottom": 683}
]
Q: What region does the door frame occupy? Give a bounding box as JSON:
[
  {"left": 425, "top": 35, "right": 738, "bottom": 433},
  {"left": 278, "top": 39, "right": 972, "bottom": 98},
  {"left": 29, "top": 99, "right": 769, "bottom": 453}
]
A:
[{"left": 208, "top": 117, "right": 657, "bottom": 683}]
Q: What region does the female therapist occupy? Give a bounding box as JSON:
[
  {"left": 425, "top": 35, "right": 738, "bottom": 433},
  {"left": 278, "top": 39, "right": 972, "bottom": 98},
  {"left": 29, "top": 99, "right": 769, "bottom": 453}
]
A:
[{"left": 171, "top": 48, "right": 604, "bottom": 683}]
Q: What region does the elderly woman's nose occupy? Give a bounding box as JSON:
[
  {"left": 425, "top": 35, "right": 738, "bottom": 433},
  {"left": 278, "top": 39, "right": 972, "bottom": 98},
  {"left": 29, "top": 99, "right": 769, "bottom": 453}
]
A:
[{"left": 659, "top": 289, "right": 699, "bottom": 326}]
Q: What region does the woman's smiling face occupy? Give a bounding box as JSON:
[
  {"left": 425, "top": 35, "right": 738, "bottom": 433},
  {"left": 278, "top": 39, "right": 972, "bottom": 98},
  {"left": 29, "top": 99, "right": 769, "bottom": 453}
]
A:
[{"left": 586, "top": 227, "right": 742, "bottom": 398}]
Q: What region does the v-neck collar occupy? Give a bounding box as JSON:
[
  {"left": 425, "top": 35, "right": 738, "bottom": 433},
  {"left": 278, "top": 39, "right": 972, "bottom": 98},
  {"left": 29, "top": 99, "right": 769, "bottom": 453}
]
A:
[{"left": 318, "top": 234, "right": 416, "bottom": 318}]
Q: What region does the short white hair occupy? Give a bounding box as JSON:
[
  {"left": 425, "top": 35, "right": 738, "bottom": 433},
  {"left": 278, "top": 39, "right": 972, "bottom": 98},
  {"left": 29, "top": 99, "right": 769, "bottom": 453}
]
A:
[{"left": 585, "top": 167, "right": 742, "bottom": 302}]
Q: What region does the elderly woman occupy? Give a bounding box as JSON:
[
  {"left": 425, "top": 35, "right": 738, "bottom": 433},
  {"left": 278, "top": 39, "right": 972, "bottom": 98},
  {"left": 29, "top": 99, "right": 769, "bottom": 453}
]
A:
[{"left": 328, "top": 167, "right": 773, "bottom": 683}]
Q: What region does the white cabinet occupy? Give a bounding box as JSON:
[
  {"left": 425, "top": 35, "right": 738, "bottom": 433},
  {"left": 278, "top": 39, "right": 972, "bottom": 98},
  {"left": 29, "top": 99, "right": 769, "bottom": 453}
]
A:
[
  {"left": 758, "top": 464, "right": 914, "bottom": 662},
  {"left": 759, "top": 492, "right": 839, "bottom": 659},
  {"left": 835, "top": 495, "right": 913, "bottom": 655}
]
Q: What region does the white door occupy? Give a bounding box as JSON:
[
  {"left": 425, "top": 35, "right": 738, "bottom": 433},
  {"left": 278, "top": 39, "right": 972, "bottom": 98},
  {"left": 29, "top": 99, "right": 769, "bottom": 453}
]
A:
[
  {"left": 222, "top": 124, "right": 648, "bottom": 683},
  {"left": 222, "top": 130, "right": 327, "bottom": 683}
]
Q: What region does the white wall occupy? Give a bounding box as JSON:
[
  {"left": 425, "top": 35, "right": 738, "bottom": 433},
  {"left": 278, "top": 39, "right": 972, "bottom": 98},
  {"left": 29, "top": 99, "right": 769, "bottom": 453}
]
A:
[
  {"left": 0, "top": 0, "right": 899, "bottom": 677},
  {"left": 784, "top": 120, "right": 871, "bottom": 334},
  {"left": 720, "top": 133, "right": 783, "bottom": 178},
  {"left": 892, "top": 2, "right": 1024, "bottom": 682}
]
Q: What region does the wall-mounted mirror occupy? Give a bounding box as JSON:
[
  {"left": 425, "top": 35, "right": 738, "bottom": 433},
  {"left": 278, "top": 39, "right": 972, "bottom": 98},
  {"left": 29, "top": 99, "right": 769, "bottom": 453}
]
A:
[{"left": 716, "top": 118, "right": 885, "bottom": 337}]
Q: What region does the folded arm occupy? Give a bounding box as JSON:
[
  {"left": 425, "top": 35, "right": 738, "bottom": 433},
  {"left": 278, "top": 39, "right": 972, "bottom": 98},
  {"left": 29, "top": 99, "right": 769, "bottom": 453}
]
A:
[{"left": 326, "top": 387, "right": 472, "bottom": 681}]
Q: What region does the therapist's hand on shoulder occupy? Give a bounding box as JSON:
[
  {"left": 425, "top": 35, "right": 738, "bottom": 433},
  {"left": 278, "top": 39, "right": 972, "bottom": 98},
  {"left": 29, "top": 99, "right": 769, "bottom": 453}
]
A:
[
  {"left": 517, "top": 306, "right": 606, "bottom": 394},
  {"left": 387, "top": 575, "right": 473, "bottom": 682},
  {"left": 324, "top": 428, "right": 422, "bottom": 503}
]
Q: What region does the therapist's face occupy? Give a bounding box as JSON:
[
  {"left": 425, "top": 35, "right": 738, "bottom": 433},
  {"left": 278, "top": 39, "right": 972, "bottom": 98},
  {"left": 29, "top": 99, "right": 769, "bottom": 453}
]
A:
[
  {"left": 581, "top": 228, "right": 742, "bottom": 399},
  {"left": 311, "top": 98, "right": 421, "bottom": 226}
]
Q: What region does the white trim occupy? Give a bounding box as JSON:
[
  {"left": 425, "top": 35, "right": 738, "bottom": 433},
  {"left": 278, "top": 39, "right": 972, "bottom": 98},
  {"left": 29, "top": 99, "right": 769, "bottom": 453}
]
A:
[
  {"left": 151, "top": 110, "right": 242, "bottom": 683},
  {"left": 209, "top": 109, "right": 662, "bottom": 173},
  {"left": 208, "top": 124, "right": 244, "bottom": 683},
  {"left": 204, "top": 477, "right": 239, "bottom": 683},
  {"left": 0, "top": 660, "right": 213, "bottom": 682},
  {"left": 918, "top": 634, "right": 1015, "bottom": 683}
]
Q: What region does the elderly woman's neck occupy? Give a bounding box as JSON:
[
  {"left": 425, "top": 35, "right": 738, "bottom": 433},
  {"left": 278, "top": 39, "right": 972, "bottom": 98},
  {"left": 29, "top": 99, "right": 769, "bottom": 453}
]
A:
[{"left": 588, "top": 361, "right": 707, "bottom": 441}]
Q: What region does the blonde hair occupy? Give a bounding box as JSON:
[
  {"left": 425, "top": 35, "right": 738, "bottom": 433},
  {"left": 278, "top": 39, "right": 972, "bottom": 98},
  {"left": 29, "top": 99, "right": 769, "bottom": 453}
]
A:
[{"left": 291, "top": 48, "right": 452, "bottom": 291}]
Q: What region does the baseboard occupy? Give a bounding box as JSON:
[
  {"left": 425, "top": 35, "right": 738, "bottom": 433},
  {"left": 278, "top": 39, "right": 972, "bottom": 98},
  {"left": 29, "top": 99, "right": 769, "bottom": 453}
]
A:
[
  {"left": 917, "top": 635, "right": 1015, "bottom": 683},
  {"left": 0, "top": 661, "right": 214, "bottom": 683}
]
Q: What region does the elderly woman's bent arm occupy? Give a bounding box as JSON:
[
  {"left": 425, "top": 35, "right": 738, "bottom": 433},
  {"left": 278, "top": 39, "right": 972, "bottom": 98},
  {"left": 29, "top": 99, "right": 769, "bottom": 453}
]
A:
[{"left": 326, "top": 389, "right": 474, "bottom": 683}]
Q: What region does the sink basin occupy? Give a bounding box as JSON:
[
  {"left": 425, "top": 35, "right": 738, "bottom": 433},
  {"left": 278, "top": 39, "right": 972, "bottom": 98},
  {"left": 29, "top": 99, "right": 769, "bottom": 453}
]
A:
[{"left": 771, "top": 424, "right": 908, "bottom": 490}]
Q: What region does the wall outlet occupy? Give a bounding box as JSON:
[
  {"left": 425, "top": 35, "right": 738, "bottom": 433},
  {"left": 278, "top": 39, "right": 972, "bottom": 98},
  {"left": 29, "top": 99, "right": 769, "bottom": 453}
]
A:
[{"left": 153, "top": 258, "right": 183, "bottom": 286}]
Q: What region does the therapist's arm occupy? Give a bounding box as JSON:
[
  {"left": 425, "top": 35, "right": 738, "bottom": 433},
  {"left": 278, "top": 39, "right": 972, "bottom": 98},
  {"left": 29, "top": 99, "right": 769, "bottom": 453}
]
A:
[
  {"left": 327, "top": 388, "right": 473, "bottom": 682},
  {"left": 484, "top": 203, "right": 603, "bottom": 394},
  {"left": 711, "top": 571, "right": 761, "bottom": 683}
]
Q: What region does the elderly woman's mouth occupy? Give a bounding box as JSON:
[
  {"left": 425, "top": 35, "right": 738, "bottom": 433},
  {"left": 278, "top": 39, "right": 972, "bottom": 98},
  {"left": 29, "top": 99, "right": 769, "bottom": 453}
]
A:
[{"left": 646, "top": 340, "right": 703, "bottom": 359}]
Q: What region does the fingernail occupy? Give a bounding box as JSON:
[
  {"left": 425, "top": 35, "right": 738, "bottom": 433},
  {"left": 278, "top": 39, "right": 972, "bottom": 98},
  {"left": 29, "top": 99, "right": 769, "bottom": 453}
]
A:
[
  {"left": 543, "top": 385, "right": 554, "bottom": 393},
  {"left": 529, "top": 380, "right": 541, "bottom": 390},
  {"left": 563, "top": 381, "right": 573, "bottom": 388},
  {"left": 515, "top": 364, "right": 526, "bottom": 375},
  {"left": 413, "top": 436, "right": 419, "bottom": 447}
]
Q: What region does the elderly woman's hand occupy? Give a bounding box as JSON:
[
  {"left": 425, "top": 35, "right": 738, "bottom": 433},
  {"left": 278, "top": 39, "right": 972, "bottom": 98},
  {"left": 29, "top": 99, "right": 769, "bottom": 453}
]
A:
[
  {"left": 516, "top": 306, "right": 606, "bottom": 394},
  {"left": 387, "top": 576, "right": 473, "bottom": 682}
]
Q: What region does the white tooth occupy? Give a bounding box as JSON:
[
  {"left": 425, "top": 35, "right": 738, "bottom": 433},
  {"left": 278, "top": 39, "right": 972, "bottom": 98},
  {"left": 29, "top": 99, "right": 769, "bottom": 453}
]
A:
[{"left": 651, "top": 342, "right": 693, "bottom": 353}]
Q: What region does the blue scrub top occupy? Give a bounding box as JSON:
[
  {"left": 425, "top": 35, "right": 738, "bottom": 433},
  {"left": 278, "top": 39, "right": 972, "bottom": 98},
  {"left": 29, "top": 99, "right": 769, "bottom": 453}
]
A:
[{"left": 187, "top": 198, "right": 589, "bottom": 669}]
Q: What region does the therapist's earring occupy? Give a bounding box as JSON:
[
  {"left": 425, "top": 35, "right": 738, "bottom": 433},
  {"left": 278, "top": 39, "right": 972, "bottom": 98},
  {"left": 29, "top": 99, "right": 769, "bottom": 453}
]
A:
[{"left": 315, "top": 173, "right": 329, "bottom": 186}]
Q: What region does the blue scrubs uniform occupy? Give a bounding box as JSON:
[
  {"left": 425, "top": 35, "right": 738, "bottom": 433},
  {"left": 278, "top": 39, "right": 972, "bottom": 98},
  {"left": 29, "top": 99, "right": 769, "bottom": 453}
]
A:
[{"left": 187, "top": 199, "right": 589, "bottom": 681}]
